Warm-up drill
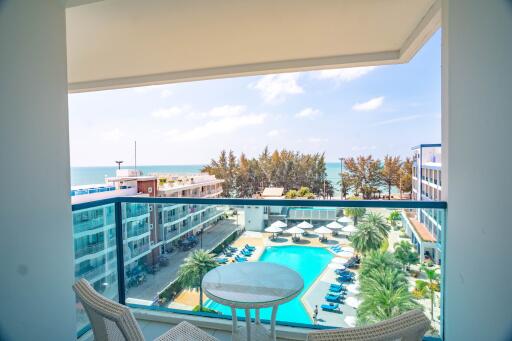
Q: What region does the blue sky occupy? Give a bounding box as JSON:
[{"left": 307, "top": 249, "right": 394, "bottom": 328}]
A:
[{"left": 68, "top": 31, "right": 441, "bottom": 167}]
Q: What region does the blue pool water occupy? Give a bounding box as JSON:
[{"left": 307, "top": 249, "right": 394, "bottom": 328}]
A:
[{"left": 205, "top": 246, "right": 333, "bottom": 325}]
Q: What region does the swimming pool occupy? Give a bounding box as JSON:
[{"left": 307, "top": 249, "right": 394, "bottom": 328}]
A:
[{"left": 204, "top": 245, "right": 333, "bottom": 325}]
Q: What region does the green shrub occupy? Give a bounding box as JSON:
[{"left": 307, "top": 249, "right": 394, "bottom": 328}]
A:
[{"left": 192, "top": 305, "right": 220, "bottom": 314}]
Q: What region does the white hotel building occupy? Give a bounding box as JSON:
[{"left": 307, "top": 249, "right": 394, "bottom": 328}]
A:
[
  {"left": 71, "top": 170, "right": 225, "bottom": 295},
  {"left": 402, "top": 144, "right": 443, "bottom": 264}
]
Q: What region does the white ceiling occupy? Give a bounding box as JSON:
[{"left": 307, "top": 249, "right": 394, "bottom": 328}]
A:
[{"left": 66, "top": 0, "right": 440, "bottom": 92}]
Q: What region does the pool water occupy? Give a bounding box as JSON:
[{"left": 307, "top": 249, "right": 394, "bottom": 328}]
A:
[{"left": 204, "top": 245, "right": 333, "bottom": 325}]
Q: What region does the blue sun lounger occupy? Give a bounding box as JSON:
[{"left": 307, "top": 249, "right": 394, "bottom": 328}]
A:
[
  {"left": 336, "top": 276, "right": 354, "bottom": 283},
  {"left": 329, "top": 284, "right": 347, "bottom": 293},
  {"left": 235, "top": 255, "right": 247, "bottom": 262},
  {"left": 335, "top": 269, "right": 355, "bottom": 277},
  {"left": 321, "top": 303, "right": 342, "bottom": 313},
  {"left": 215, "top": 257, "right": 228, "bottom": 264},
  {"left": 244, "top": 244, "right": 256, "bottom": 251},
  {"left": 241, "top": 250, "right": 253, "bottom": 257},
  {"left": 325, "top": 293, "right": 345, "bottom": 303}
]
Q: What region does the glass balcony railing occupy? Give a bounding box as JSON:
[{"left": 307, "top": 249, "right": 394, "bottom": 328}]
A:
[
  {"left": 74, "top": 242, "right": 105, "bottom": 258},
  {"left": 72, "top": 197, "right": 446, "bottom": 340}
]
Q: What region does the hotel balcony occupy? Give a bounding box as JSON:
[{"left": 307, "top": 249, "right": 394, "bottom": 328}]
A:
[
  {"left": 1, "top": 1, "right": 511, "bottom": 340},
  {"left": 73, "top": 197, "right": 446, "bottom": 340}
]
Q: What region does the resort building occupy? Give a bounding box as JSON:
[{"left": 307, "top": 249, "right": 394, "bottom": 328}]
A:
[
  {"left": 402, "top": 144, "right": 443, "bottom": 263},
  {"left": 245, "top": 187, "right": 340, "bottom": 231},
  {"left": 72, "top": 170, "right": 226, "bottom": 296}
]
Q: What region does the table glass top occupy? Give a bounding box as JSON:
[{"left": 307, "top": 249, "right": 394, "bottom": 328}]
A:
[{"left": 202, "top": 262, "right": 304, "bottom": 305}]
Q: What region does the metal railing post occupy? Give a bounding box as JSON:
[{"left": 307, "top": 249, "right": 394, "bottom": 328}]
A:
[{"left": 115, "top": 201, "right": 126, "bottom": 305}]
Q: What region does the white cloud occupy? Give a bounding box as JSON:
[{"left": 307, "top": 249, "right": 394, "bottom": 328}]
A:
[
  {"left": 205, "top": 105, "right": 246, "bottom": 118},
  {"left": 352, "top": 96, "right": 384, "bottom": 111},
  {"left": 102, "top": 128, "right": 125, "bottom": 141},
  {"left": 151, "top": 105, "right": 190, "bottom": 119},
  {"left": 267, "top": 129, "right": 280, "bottom": 137},
  {"left": 252, "top": 73, "right": 303, "bottom": 103},
  {"left": 168, "top": 106, "right": 266, "bottom": 141},
  {"left": 315, "top": 66, "right": 377, "bottom": 82},
  {"left": 373, "top": 114, "right": 424, "bottom": 126},
  {"left": 295, "top": 107, "right": 321, "bottom": 119}
]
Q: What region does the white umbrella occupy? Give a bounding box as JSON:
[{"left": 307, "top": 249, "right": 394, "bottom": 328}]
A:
[
  {"left": 271, "top": 220, "right": 287, "bottom": 228},
  {"left": 338, "top": 216, "right": 352, "bottom": 224},
  {"left": 296, "top": 221, "right": 313, "bottom": 229},
  {"left": 346, "top": 296, "right": 361, "bottom": 308},
  {"left": 265, "top": 225, "right": 283, "bottom": 239},
  {"left": 326, "top": 221, "right": 343, "bottom": 230},
  {"left": 342, "top": 224, "right": 357, "bottom": 233},
  {"left": 285, "top": 226, "right": 305, "bottom": 234},
  {"left": 314, "top": 226, "right": 332, "bottom": 235}
]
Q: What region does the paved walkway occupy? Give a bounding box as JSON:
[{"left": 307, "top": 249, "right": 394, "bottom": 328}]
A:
[{"left": 126, "top": 216, "right": 241, "bottom": 302}]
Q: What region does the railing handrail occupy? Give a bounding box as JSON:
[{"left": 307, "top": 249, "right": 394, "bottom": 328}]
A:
[{"left": 72, "top": 196, "right": 447, "bottom": 211}]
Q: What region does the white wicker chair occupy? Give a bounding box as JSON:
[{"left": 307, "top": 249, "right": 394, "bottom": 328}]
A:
[
  {"left": 73, "top": 279, "right": 219, "bottom": 341},
  {"left": 306, "top": 309, "right": 430, "bottom": 341}
]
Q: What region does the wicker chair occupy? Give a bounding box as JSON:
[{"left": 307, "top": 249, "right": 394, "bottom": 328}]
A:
[
  {"left": 73, "top": 279, "right": 218, "bottom": 341},
  {"left": 307, "top": 309, "right": 430, "bottom": 341}
]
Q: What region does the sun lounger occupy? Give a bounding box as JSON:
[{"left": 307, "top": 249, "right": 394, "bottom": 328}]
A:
[
  {"left": 235, "top": 255, "right": 247, "bottom": 261},
  {"left": 244, "top": 244, "right": 256, "bottom": 251},
  {"left": 335, "top": 269, "right": 355, "bottom": 277},
  {"left": 329, "top": 285, "right": 346, "bottom": 293},
  {"left": 336, "top": 276, "right": 354, "bottom": 283},
  {"left": 321, "top": 303, "right": 342, "bottom": 313},
  {"left": 215, "top": 258, "right": 228, "bottom": 264},
  {"left": 325, "top": 294, "right": 345, "bottom": 303},
  {"left": 241, "top": 250, "right": 253, "bottom": 257}
]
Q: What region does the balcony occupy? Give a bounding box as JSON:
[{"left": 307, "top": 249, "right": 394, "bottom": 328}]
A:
[
  {"left": 73, "top": 197, "right": 446, "bottom": 340},
  {"left": 74, "top": 242, "right": 105, "bottom": 259}
]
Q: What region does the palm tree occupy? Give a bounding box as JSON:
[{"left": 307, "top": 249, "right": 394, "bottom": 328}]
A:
[
  {"left": 394, "top": 241, "right": 419, "bottom": 271},
  {"left": 387, "top": 210, "right": 401, "bottom": 228},
  {"left": 344, "top": 198, "right": 367, "bottom": 226},
  {"left": 177, "top": 250, "right": 219, "bottom": 311},
  {"left": 363, "top": 212, "right": 390, "bottom": 239},
  {"left": 359, "top": 251, "right": 402, "bottom": 278},
  {"left": 350, "top": 221, "right": 384, "bottom": 255},
  {"left": 421, "top": 265, "right": 440, "bottom": 321},
  {"left": 358, "top": 268, "right": 419, "bottom": 325}
]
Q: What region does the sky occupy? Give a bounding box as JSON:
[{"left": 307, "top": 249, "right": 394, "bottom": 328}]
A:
[{"left": 68, "top": 31, "right": 441, "bottom": 167}]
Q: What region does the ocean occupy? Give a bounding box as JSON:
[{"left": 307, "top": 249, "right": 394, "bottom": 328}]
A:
[
  {"left": 71, "top": 163, "right": 342, "bottom": 186},
  {"left": 71, "top": 163, "right": 397, "bottom": 195}
]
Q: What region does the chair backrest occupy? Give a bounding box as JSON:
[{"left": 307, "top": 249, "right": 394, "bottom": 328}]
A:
[
  {"left": 73, "top": 279, "right": 145, "bottom": 341},
  {"left": 307, "top": 309, "right": 430, "bottom": 341}
]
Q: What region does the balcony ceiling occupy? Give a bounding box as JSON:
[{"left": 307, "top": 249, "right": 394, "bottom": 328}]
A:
[{"left": 66, "top": 0, "right": 440, "bottom": 92}]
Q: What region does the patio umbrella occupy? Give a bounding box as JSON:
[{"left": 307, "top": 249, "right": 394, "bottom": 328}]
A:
[
  {"left": 285, "top": 226, "right": 305, "bottom": 235},
  {"left": 296, "top": 221, "right": 313, "bottom": 229},
  {"left": 314, "top": 226, "right": 332, "bottom": 235},
  {"left": 326, "top": 221, "right": 343, "bottom": 230},
  {"left": 332, "top": 257, "right": 348, "bottom": 265},
  {"left": 338, "top": 216, "right": 352, "bottom": 224},
  {"left": 342, "top": 224, "right": 357, "bottom": 234},
  {"left": 264, "top": 225, "right": 283, "bottom": 239},
  {"left": 270, "top": 220, "right": 287, "bottom": 229}
]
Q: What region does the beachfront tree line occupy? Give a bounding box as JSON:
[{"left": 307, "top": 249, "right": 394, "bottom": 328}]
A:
[
  {"left": 341, "top": 155, "right": 413, "bottom": 199},
  {"left": 203, "top": 148, "right": 412, "bottom": 199},
  {"left": 202, "top": 148, "right": 334, "bottom": 198}
]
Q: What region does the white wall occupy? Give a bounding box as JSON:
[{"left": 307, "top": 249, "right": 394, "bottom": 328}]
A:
[
  {"left": 0, "top": 1, "right": 75, "bottom": 340},
  {"left": 443, "top": 0, "right": 512, "bottom": 340},
  {"left": 244, "top": 206, "right": 266, "bottom": 231}
]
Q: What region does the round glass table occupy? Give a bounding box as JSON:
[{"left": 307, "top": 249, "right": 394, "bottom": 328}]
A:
[{"left": 202, "top": 262, "right": 304, "bottom": 341}]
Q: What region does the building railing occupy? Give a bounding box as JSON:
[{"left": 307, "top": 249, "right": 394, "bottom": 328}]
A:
[
  {"left": 72, "top": 197, "right": 446, "bottom": 340},
  {"left": 75, "top": 242, "right": 105, "bottom": 258}
]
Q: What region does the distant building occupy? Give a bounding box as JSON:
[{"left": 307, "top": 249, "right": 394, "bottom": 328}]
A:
[
  {"left": 72, "top": 170, "right": 226, "bottom": 295},
  {"left": 402, "top": 144, "right": 443, "bottom": 264},
  {"left": 244, "top": 187, "right": 340, "bottom": 231}
]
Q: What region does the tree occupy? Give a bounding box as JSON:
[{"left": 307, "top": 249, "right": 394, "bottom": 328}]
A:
[
  {"left": 394, "top": 241, "right": 419, "bottom": 271},
  {"left": 343, "top": 156, "right": 384, "bottom": 199},
  {"left": 344, "top": 198, "right": 366, "bottom": 226},
  {"left": 359, "top": 251, "right": 402, "bottom": 279},
  {"left": 399, "top": 157, "right": 413, "bottom": 198},
  {"left": 362, "top": 212, "right": 390, "bottom": 240},
  {"left": 357, "top": 267, "right": 419, "bottom": 325},
  {"left": 338, "top": 172, "right": 352, "bottom": 199},
  {"left": 421, "top": 265, "right": 440, "bottom": 321},
  {"left": 381, "top": 155, "right": 402, "bottom": 200},
  {"left": 350, "top": 221, "right": 384, "bottom": 255},
  {"left": 388, "top": 210, "right": 401, "bottom": 228},
  {"left": 177, "top": 250, "right": 218, "bottom": 311}
]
